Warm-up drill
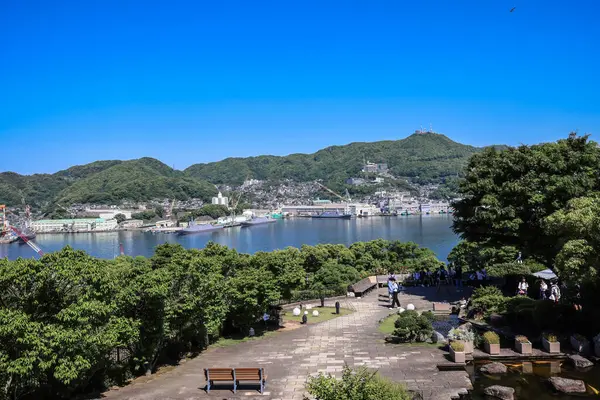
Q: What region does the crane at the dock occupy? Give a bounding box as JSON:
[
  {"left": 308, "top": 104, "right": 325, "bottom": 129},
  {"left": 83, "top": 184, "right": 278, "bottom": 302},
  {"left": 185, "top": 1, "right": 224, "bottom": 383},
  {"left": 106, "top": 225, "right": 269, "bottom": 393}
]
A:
[
  {"left": 315, "top": 181, "right": 351, "bottom": 202},
  {"left": 0, "top": 204, "right": 44, "bottom": 256}
]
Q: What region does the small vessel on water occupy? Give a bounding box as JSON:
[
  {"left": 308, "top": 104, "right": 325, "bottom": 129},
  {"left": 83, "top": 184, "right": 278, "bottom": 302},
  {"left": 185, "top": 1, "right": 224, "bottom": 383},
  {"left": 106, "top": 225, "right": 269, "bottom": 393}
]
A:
[
  {"left": 177, "top": 220, "right": 224, "bottom": 235},
  {"left": 312, "top": 211, "right": 352, "bottom": 219},
  {"left": 240, "top": 216, "right": 277, "bottom": 227}
]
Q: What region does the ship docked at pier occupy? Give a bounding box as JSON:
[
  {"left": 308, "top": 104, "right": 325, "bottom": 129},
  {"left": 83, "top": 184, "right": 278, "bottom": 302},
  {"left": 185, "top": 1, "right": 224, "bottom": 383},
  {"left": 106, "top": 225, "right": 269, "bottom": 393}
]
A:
[
  {"left": 311, "top": 211, "right": 352, "bottom": 219},
  {"left": 240, "top": 216, "right": 277, "bottom": 227},
  {"left": 177, "top": 220, "right": 224, "bottom": 235}
]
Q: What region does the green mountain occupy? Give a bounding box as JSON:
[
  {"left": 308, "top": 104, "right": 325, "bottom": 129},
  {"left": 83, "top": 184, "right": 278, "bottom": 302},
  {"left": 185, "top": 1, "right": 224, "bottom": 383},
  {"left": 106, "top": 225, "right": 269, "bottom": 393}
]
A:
[
  {"left": 185, "top": 132, "right": 484, "bottom": 186},
  {"left": 0, "top": 158, "right": 217, "bottom": 208}
]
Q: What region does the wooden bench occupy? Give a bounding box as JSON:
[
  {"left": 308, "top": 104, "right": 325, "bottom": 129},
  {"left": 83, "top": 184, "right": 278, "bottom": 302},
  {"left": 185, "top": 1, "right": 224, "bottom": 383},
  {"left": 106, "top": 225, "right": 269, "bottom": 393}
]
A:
[
  {"left": 349, "top": 277, "right": 377, "bottom": 297},
  {"left": 204, "top": 367, "right": 267, "bottom": 394}
]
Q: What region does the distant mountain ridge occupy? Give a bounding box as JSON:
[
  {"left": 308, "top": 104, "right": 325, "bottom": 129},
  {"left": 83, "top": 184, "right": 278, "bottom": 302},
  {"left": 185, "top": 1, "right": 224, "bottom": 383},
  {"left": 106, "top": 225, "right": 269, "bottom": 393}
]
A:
[
  {"left": 185, "top": 132, "right": 496, "bottom": 186},
  {"left": 0, "top": 133, "right": 506, "bottom": 208},
  {"left": 0, "top": 158, "right": 217, "bottom": 209}
]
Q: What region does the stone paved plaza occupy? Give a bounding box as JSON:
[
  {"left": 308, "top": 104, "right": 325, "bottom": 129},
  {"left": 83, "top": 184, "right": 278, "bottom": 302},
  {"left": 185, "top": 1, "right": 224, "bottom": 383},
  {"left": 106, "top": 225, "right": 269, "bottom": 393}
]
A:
[{"left": 101, "top": 286, "right": 472, "bottom": 400}]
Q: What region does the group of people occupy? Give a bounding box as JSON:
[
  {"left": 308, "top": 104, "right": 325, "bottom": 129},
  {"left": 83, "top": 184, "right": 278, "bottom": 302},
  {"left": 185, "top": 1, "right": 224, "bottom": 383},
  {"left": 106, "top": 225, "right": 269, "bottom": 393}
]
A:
[
  {"left": 411, "top": 264, "right": 466, "bottom": 288},
  {"left": 517, "top": 277, "right": 561, "bottom": 302}
]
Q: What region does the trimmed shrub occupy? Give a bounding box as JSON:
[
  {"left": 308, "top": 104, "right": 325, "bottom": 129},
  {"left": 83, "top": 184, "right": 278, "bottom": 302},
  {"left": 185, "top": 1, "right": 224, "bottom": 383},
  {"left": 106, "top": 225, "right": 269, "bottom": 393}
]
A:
[
  {"left": 472, "top": 285, "right": 503, "bottom": 299},
  {"left": 450, "top": 341, "right": 465, "bottom": 352},
  {"left": 392, "top": 310, "right": 433, "bottom": 343},
  {"left": 471, "top": 295, "right": 508, "bottom": 315},
  {"left": 306, "top": 365, "right": 410, "bottom": 400},
  {"left": 483, "top": 331, "right": 500, "bottom": 344}
]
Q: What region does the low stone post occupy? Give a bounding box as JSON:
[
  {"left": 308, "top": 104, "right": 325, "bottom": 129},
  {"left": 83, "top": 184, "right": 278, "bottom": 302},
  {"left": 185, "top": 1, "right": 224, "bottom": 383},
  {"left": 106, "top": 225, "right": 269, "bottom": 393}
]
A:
[{"left": 335, "top": 301, "right": 340, "bottom": 314}]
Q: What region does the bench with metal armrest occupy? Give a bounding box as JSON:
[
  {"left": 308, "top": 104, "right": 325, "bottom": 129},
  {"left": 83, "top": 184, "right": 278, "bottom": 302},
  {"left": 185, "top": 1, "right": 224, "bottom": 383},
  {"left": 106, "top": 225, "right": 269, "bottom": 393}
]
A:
[{"left": 204, "top": 367, "right": 267, "bottom": 394}]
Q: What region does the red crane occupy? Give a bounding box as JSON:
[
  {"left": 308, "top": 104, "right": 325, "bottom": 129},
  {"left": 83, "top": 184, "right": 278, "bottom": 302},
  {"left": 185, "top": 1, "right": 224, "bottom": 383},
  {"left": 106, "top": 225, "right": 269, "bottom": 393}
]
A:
[{"left": 1, "top": 204, "right": 44, "bottom": 256}]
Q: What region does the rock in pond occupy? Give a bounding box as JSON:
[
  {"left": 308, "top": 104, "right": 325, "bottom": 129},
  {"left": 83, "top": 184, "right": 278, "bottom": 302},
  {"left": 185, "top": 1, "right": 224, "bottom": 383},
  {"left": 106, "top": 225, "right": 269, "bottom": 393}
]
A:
[
  {"left": 480, "top": 362, "right": 508, "bottom": 374},
  {"left": 431, "top": 331, "right": 445, "bottom": 344},
  {"left": 458, "top": 322, "right": 473, "bottom": 332},
  {"left": 568, "top": 354, "right": 593, "bottom": 369},
  {"left": 548, "top": 377, "right": 587, "bottom": 394},
  {"left": 483, "top": 385, "right": 514, "bottom": 400}
]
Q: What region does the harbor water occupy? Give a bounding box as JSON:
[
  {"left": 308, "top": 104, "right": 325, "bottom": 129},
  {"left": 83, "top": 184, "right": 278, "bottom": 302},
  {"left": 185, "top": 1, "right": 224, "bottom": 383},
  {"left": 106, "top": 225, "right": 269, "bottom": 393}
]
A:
[{"left": 0, "top": 215, "right": 459, "bottom": 261}]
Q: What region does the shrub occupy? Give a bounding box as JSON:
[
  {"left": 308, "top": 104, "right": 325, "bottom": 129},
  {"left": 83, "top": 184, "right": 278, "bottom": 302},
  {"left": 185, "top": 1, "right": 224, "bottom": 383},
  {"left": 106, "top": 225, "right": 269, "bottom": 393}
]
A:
[
  {"left": 392, "top": 310, "right": 433, "bottom": 343},
  {"left": 306, "top": 365, "right": 410, "bottom": 400},
  {"left": 544, "top": 333, "right": 558, "bottom": 342},
  {"left": 486, "top": 262, "right": 532, "bottom": 278},
  {"left": 515, "top": 335, "right": 530, "bottom": 343},
  {"left": 483, "top": 331, "right": 500, "bottom": 344},
  {"left": 505, "top": 296, "right": 536, "bottom": 313},
  {"left": 421, "top": 310, "right": 435, "bottom": 322},
  {"left": 471, "top": 295, "right": 508, "bottom": 314},
  {"left": 448, "top": 328, "right": 475, "bottom": 342},
  {"left": 450, "top": 341, "right": 465, "bottom": 352},
  {"left": 472, "top": 285, "right": 503, "bottom": 299}
]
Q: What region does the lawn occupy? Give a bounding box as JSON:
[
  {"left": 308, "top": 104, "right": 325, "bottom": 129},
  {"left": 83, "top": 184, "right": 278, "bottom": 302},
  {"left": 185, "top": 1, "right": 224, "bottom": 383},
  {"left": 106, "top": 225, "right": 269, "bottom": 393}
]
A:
[
  {"left": 283, "top": 306, "right": 353, "bottom": 324},
  {"left": 212, "top": 325, "right": 279, "bottom": 348},
  {"left": 379, "top": 314, "right": 397, "bottom": 334}
]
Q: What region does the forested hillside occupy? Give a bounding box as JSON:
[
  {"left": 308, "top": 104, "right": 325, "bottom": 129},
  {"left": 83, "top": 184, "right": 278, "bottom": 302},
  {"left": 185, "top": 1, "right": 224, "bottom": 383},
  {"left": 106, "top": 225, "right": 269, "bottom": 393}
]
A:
[
  {"left": 0, "top": 158, "right": 217, "bottom": 207},
  {"left": 185, "top": 133, "right": 484, "bottom": 186}
]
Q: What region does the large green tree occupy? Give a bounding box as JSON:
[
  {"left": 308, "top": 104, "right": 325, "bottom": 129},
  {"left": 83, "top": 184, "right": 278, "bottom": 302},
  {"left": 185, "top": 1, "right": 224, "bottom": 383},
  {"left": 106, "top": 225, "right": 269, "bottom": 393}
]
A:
[{"left": 452, "top": 133, "right": 600, "bottom": 266}]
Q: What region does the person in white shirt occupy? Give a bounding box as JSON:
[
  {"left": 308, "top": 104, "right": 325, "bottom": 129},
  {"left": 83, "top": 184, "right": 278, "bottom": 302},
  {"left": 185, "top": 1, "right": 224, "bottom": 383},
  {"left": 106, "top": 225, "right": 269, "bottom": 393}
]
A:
[
  {"left": 517, "top": 277, "right": 529, "bottom": 296},
  {"left": 539, "top": 279, "right": 548, "bottom": 300}
]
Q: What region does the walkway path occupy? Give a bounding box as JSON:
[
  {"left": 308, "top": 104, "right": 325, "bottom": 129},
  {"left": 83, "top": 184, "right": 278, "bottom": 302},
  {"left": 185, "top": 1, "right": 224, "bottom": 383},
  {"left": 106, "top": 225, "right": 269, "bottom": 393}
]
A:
[{"left": 101, "top": 286, "right": 472, "bottom": 400}]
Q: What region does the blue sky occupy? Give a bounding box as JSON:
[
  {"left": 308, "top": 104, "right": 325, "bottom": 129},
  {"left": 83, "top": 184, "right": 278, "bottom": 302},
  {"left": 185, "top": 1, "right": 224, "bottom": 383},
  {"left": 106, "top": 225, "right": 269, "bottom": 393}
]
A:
[{"left": 1, "top": 0, "right": 599, "bottom": 174}]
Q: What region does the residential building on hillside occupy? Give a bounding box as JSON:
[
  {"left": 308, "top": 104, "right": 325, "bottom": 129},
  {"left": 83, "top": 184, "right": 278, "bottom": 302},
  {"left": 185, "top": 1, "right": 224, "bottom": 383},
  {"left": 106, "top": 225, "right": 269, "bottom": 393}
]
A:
[
  {"left": 84, "top": 208, "right": 133, "bottom": 220},
  {"left": 362, "top": 162, "right": 388, "bottom": 173},
  {"left": 212, "top": 192, "right": 229, "bottom": 206},
  {"left": 346, "top": 177, "right": 365, "bottom": 186}
]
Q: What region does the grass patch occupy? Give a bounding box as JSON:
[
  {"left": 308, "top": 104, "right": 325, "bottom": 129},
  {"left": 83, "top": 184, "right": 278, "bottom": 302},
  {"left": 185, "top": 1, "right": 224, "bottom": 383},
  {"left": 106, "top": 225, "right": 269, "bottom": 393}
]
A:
[
  {"left": 379, "top": 314, "right": 397, "bottom": 335},
  {"left": 212, "top": 327, "right": 279, "bottom": 348},
  {"left": 283, "top": 306, "right": 353, "bottom": 324}
]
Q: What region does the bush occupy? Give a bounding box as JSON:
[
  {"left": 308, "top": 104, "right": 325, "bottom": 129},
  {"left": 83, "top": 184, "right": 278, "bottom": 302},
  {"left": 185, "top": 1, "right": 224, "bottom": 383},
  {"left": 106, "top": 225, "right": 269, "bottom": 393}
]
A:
[
  {"left": 544, "top": 333, "right": 558, "bottom": 342},
  {"left": 505, "top": 296, "right": 536, "bottom": 313},
  {"left": 450, "top": 341, "right": 465, "bottom": 352},
  {"left": 483, "top": 331, "right": 500, "bottom": 344},
  {"left": 421, "top": 310, "right": 435, "bottom": 322},
  {"left": 287, "top": 289, "right": 341, "bottom": 303},
  {"left": 471, "top": 295, "right": 508, "bottom": 314},
  {"left": 392, "top": 311, "right": 433, "bottom": 343},
  {"left": 306, "top": 365, "right": 410, "bottom": 400},
  {"left": 448, "top": 328, "right": 475, "bottom": 342},
  {"left": 515, "top": 335, "right": 530, "bottom": 343},
  {"left": 472, "top": 285, "right": 503, "bottom": 299}
]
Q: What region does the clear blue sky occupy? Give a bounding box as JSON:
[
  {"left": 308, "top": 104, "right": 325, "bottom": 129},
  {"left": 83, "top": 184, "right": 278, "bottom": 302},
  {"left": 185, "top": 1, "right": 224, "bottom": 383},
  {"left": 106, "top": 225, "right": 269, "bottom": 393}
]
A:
[{"left": 1, "top": 0, "right": 599, "bottom": 174}]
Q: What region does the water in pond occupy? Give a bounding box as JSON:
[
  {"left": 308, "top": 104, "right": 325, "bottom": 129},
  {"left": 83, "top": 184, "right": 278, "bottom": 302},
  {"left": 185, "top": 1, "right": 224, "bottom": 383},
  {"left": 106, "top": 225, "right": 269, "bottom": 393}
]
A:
[{"left": 469, "top": 360, "right": 600, "bottom": 399}]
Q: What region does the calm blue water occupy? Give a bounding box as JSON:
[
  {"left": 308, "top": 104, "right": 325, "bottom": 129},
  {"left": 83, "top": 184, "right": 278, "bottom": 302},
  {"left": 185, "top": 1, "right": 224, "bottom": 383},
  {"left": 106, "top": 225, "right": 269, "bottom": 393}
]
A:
[{"left": 0, "top": 215, "right": 459, "bottom": 261}]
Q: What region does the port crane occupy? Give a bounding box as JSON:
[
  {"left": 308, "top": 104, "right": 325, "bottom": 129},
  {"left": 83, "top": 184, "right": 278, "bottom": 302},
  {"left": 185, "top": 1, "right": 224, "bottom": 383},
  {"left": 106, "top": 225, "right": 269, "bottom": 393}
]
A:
[
  {"left": 0, "top": 204, "right": 44, "bottom": 256},
  {"left": 315, "top": 181, "right": 351, "bottom": 202}
]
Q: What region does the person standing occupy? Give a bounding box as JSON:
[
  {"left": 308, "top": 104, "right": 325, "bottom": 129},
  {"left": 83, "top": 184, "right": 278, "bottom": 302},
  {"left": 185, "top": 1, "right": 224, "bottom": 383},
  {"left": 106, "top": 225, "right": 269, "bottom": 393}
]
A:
[
  {"left": 539, "top": 279, "right": 548, "bottom": 300},
  {"left": 455, "top": 264, "right": 463, "bottom": 289},
  {"left": 387, "top": 277, "right": 395, "bottom": 300},
  {"left": 549, "top": 281, "right": 561, "bottom": 303},
  {"left": 389, "top": 279, "right": 401, "bottom": 309},
  {"left": 517, "top": 277, "right": 529, "bottom": 296}
]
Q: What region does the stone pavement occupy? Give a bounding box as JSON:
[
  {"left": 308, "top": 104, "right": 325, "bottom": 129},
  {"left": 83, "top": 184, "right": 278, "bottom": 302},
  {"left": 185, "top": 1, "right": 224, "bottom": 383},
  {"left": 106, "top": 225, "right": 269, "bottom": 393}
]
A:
[{"left": 100, "top": 286, "right": 472, "bottom": 400}]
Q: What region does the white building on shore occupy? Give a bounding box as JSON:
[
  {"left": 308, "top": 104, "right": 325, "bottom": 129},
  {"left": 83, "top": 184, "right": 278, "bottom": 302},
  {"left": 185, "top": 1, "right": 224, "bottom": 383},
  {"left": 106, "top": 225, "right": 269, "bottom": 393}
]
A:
[
  {"left": 32, "top": 218, "right": 119, "bottom": 233},
  {"left": 212, "top": 192, "right": 229, "bottom": 206}
]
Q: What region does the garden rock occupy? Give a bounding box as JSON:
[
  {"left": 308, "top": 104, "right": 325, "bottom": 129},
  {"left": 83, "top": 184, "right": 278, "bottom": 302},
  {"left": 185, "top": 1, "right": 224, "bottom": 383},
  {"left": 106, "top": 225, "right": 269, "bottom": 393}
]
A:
[
  {"left": 483, "top": 385, "right": 514, "bottom": 400},
  {"left": 568, "top": 354, "right": 593, "bottom": 369},
  {"left": 480, "top": 362, "right": 507, "bottom": 374},
  {"left": 548, "top": 377, "right": 586, "bottom": 394},
  {"left": 431, "top": 331, "right": 445, "bottom": 344}
]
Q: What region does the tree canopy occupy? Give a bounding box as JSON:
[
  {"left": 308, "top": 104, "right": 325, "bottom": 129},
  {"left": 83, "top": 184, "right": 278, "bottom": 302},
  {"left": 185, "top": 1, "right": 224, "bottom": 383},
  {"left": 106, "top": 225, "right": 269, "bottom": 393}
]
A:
[{"left": 0, "top": 239, "right": 440, "bottom": 399}]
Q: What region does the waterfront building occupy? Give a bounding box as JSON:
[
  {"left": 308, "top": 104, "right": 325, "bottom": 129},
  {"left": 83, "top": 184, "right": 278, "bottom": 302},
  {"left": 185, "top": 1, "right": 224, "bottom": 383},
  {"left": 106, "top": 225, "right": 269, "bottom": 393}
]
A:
[
  {"left": 84, "top": 208, "right": 134, "bottom": 220},
  {"left": 312, "top": 199, "right": 332, "bottom": 205},
  {"left": 120, "top": 219, "right": 143, "bottom": 229},
  {"left": 212, "top": 192, "right": 229, "bottom": 206},
  {"left": 282, "top": 203, "right": 378, "bottom": 216},
  {"left": 32, "top": 218, "right": 118, "bottom": 233}
]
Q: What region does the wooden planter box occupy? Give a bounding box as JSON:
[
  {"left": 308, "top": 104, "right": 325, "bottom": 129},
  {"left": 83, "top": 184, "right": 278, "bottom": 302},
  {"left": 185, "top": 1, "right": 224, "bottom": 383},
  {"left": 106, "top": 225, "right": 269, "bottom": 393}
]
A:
[
  {"left": 543, "top": 338, "right": 560, "bottom": 354},
  {"left": 570, "top": 336, "right": 590, "bottom": 354},
  {"left": 450, "top": 340, "right": 474, "bottom": 354},
  {"left": 484, "top": 342, "right": 500, "bottom": 355},
  {"left": 450, "top": 346, "right": 466, "bottom": 363},
  {"left": 515, "top": 340, "right": 532, "bottom": 355}
]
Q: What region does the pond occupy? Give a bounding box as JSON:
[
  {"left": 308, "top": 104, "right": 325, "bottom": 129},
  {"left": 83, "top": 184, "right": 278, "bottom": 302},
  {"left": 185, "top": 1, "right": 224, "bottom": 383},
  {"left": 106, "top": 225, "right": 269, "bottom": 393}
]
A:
[{"left": 469, "top": 360, "right": 600, "bottom": 399}]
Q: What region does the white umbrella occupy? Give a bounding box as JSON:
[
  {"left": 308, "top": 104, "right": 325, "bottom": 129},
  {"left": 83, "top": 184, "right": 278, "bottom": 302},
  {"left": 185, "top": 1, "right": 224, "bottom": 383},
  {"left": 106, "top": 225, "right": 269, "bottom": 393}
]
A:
[{"left": 532, "top": 268, "right": 557, "bottom": 280}]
